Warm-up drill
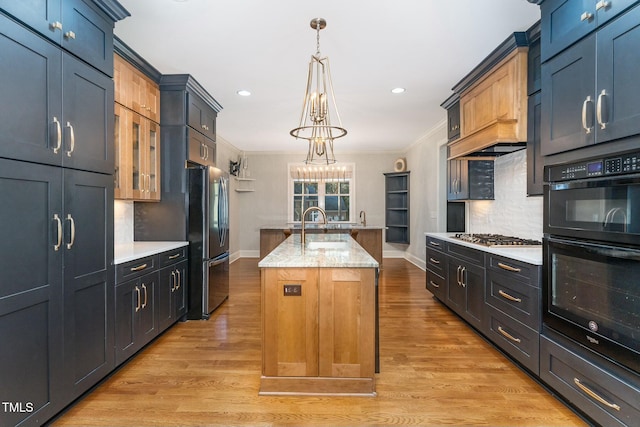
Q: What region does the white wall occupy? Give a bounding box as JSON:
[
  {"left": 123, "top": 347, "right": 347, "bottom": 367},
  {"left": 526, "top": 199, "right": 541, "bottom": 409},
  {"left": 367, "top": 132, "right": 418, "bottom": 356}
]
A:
[
  {"left": 235, "top": 151, "right": 403, "bottom": 258},
  {"left": 468, "top": 149, "right": 543, "bottom": 240}
]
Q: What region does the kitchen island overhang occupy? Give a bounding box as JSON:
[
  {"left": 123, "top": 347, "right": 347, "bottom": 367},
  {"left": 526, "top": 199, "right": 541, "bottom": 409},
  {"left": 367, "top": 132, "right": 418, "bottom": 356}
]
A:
[{"left": 258, "top": 233, "right": 379, "bottom": 396}]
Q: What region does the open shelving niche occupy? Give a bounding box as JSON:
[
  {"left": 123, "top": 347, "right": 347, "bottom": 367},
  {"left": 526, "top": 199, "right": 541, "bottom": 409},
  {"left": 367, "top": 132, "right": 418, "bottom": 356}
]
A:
[{"left": 384, "top": 171, "right": 410, "bottom": 244}]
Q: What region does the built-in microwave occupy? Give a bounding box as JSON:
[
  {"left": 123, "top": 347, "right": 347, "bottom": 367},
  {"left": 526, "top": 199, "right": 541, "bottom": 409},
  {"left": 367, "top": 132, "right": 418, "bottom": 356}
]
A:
[{"left": 543, "top": 149, "right": 640, "bottom": 374}]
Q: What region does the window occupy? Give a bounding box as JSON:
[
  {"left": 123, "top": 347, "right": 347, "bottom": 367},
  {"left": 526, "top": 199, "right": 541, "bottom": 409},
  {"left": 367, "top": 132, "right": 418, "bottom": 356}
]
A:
[{"left": 288, "top": 163, "right": 355, "bottom": 223}]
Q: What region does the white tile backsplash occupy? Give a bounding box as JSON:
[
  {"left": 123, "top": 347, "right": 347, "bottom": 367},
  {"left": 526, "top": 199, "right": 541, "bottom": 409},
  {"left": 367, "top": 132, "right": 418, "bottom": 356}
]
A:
[
  {"left": 114, "top": 200, "right": 134, "bottom": 245},
  {"left": 468, "top": 150, "right": 543, "bottom": 240}
]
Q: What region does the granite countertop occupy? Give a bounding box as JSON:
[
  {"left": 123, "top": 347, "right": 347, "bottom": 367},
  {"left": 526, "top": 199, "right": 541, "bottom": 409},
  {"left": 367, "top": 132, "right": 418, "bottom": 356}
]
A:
[
  {"left": 258, "top": 233, "right": 379, "bottom": 268},
  {"left": 114, "top": 241, "right": 189, "bottom": 265},
  {"left": 261, "top": 223, "right": 385, "bottom": 230},
  {"left": 425, "top": 232, "right": 542, "bottom": 265}
]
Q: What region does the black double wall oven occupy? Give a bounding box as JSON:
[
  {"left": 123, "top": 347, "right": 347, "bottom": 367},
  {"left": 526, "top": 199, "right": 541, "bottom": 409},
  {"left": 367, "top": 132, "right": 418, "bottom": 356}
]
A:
[{"left": 543, "top": 149, "right": 640, "bottom": 374}]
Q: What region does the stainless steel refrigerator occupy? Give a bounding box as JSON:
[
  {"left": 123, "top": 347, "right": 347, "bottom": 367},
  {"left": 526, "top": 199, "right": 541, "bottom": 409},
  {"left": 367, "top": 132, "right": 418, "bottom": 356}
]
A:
[{"left": 187, "top": 166, "right": 229, "bottom": 319}]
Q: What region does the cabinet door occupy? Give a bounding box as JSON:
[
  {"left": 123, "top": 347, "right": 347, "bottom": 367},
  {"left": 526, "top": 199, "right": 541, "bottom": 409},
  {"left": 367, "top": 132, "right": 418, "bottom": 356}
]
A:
[
  {"left": 262, "top": 268, "right": 319, "bottom": 377},
  {"left": 527, "top": 92, "right": 544, "bottom": 196},
  {"left": 540, "top": 0, "right": 595, "bottom": 62},
  {"left": 131, "top": 111, "right": 145, "bottom": 199},
  {"left": 115, "top": 280, "right": 137, "bottom": 365},
  {"left": 188, "top": 128, "right": 215, "bottom": 167},
  {"left": 0, "top": 0, "right": 62, "bottom": 45},
  {"left": 0, "top": 13, "right": 63, "bottom": 167},
  {"left": 188, "top": 94, "right": 216, "bottom": 140},
  {"left": 0, "top": 159, "right": 64, "bottom": 427},
  {"left": 158, "top": 267, "right": 174, "bottom": 331},
  {"left": 447, "top": 100, "right": 460, "bottom": 141},
  {"left": 447, "top": 260, "right": 466, "bottom": 313},
  {"left": 595, "top": 5, "right": 640, "bottom": 144},
  {"left": 447, "top": 160, "right": 469, "bottom": 200},
  {"left": 463, "top": 262, "right": 485, "bottom": 330},
  {"left": 540, "top": 34, "right": 596, "bottom": 156},
  {"left": 138, "top": 273, "right": 158, "bottom": 343},
  {"left": 318, "top": 268, "right": 375, "bottom": 378},
  {"left": 62, "top": 170, "right": 114, "bottom": 399},
  {"left": 61, "top": 0, "right": 114, "bottom": 76},
  {"left": 62, "top": 53, "right": 114, "bottom": 174},
  {"left": 174, "top": 260, "right": 188, "bottom": 319},
  {"left": 114, "top": 103, "right": 132, "bottom": 199},
  {"left": 146, "top": 120, "right": 161, "bottom": 201}
]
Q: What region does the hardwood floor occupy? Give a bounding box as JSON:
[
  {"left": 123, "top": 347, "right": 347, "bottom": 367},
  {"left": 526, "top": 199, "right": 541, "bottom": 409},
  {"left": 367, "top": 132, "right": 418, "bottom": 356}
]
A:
[{"left": 51, "top": 258, "right": 587, "bottom": 426}]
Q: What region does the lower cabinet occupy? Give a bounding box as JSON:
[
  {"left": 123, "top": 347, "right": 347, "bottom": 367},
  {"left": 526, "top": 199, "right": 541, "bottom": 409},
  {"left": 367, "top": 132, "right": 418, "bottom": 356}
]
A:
[
  {"left": 540, "top": 333, "right": 640, "bottom": 427},
  {"left": 261, "top": 267, "right": 376, "bottom": 395},
  {"left": 115, "top": 270, "right": 158, "bottom": 365},
  {"left": 445, "top": 247, "right": 485, "bottom": 331},
  {"left": 114, "top": 246, "right": 188, "bottom": 366}
]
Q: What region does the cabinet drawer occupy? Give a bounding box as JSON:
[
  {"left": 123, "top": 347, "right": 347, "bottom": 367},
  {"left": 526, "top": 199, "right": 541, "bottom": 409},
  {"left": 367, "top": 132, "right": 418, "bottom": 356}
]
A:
[
  {"left": 486, "top": 306, "right": 539, "bottom": 375},
  {"left": 540, "top": 335, "right": 640, "bottom": 427},
  {"left": 159, "top": 246, "right": 188, "bottom": 267},
  {"left": 425, "top": 236, "right": 445, "bottom": 252},
  {"left": 485, "top": 270, "right": 540, "bottom": 329},
  {"left": 426, "top": 248, "right": 446, "bottom": 276},
  {"left": 447, "top": 242, "right": 484, "bottom": 266},
  {"left": 116, "top": 255, "right": 158, "bottom": 282},
  {"left": 487, "top": 255, "right": 539, "bottom": 284},
  {"left": 426, "top": 269, "right": 445, "bottom": 301}
]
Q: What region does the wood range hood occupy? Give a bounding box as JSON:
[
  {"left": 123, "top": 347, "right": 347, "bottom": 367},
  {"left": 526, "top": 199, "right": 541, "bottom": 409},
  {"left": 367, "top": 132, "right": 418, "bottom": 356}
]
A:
[{"left": 447, "top": 32, "right": 530, "bottom": 160}]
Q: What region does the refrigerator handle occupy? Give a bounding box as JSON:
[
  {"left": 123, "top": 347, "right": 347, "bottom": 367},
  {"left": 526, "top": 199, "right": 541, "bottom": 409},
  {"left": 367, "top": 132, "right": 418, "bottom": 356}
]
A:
[
  {"left": 209, "top": 253, "right": 229, "bottom": 267},
  {"left": 219, "top": 176, "right": 229, "bottom": 247}
]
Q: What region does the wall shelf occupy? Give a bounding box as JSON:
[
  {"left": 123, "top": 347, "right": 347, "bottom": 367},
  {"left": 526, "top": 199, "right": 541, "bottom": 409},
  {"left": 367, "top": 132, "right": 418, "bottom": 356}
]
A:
[
  {"left": 235, "top": 177, "right": 255, "bottom": 192},
  {"left": 384, "top": 171, "right": 410, "bottom": 244}
]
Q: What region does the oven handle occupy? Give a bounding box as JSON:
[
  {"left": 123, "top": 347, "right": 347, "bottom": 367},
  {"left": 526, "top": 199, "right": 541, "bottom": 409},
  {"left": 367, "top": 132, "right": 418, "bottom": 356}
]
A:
[{"left": 549, "top": 237, "right": 640, "bottom": 261}]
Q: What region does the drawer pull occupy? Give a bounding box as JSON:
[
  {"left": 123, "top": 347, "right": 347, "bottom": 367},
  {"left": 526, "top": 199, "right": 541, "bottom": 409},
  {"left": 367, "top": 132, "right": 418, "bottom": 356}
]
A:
[
  {"left": 429, "top": 280, "right": 440, "bottom": 289},
  {"left": 130, "top": 263, "right": 148, "bottom": 272},
  {"left": 498, "top": 262, "right": 521, "bottom": 273},
  {"left": 429, "top": 257, "right": 440, "bottom": 265},
  {"left": 574, "top": 378, "right": 621, "bottom": 411},
  {"left": 498, "top": 326, "right": 521, "bottom": 343},
  {"left": 429, "top": 241, "right": 440, "bottom": 247},
  {"left": 168, "top": 253, "right": 181, "bottom": 259},
  {"left": 498, "top": 290, "right": 522, "bottom": 303}
]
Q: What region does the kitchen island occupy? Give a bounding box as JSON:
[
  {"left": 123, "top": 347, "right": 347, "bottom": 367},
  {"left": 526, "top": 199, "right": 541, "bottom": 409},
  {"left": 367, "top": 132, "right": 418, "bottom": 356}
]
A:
[{"left": 258, "top": 233, "right": 379, "bottom": 395}]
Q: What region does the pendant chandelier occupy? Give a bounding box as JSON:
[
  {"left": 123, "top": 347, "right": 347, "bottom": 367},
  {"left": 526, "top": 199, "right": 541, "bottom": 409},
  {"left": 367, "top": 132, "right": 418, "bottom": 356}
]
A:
[{"left": 290, "top": 18, "right": 347, "bottom": 165}]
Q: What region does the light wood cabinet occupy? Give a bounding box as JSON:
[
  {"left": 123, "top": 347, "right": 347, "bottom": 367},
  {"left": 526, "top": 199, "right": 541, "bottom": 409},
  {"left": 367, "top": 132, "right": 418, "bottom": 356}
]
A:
[
  {"left": 114, "top": 104, "right": 160, "bottom": 201},
  {"left": 261, "top": 267, "right": 376, "bottom": 395},
  {"left": 449, "top": 48, "right": 528, "bottom": 159},
  {"left": 114, "top": 53, "right": 160, "bottom": 122},
  {"left": 114, "top": 53, "right": 161, "bottom": 201},
  {"left": 350, "top": 228, "right": 383, "bottom": 266}
]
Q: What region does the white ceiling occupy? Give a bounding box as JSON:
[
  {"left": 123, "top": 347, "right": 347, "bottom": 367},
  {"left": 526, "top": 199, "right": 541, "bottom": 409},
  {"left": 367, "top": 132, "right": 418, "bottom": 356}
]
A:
[{"left": 114, "top": 0, "right": 540, "bottom": 154}]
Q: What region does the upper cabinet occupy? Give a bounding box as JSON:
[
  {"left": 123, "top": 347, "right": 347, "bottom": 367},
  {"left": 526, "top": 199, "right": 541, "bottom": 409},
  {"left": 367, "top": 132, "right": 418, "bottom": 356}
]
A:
[
  {"left": 540, "top": 3, "right": 640, "bottom": 156},
  {"left": 444, "top": 32, "right": 530, "bottom": 159},
  {"left": 540, "top": 0, "right": 638, "bottom": 62},
  {"left": 0, "top": 0, "right": 127, "bottom": 76},
  {"left": 113, "top": 38, "right": 162, "bottom": 201}
]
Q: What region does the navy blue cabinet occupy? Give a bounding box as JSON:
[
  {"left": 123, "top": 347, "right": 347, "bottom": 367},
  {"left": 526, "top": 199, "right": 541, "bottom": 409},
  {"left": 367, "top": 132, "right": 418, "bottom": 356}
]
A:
[
  {"left": 541, "top": 3, "right": 640, "bottom": 156},
  {"left": 540, "top": 0, "right": 638, "bottom": 62}
]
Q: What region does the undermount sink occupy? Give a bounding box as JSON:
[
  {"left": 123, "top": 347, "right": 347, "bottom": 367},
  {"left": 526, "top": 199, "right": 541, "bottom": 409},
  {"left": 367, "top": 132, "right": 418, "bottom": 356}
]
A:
[{"left": 306, "top": 241, "right": 349, "bottom": 250}]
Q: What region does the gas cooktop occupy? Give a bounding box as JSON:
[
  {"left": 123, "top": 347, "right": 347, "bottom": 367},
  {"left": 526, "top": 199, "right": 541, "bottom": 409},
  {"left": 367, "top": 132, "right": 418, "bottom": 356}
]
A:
[{"left": 453, "top": 233, "right": 542, "bottom": 247}]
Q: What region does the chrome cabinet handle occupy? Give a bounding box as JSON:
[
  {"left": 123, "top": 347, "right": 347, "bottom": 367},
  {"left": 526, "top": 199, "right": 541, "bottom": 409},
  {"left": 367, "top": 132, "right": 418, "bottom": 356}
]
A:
[
  {"left": 141, "top": 284, "right": 148, "bottom": 308},
  {"left": 53, "top": 214, "right": 63, "bottom": 251},
  {"left": 50, "top": 21, "right": 63, "bottom": 31},
  {"left": 498, "top": 326, "right": 521, "bottom": 343},
  {"left": 580, "top": 11, "right": 593, "bottom": 21},
  {"left": 574, "top": 378, "right": 621, "bottom": 411},
  {"left": 582, "top": 96, "right": 593, "bottom": 134},
  {"left": 595, "top": 0, "right": 610, "bottom": 11},
  {"left": 130, "top": 263, "right": 148, "bottom": 272},
  {"left": 498, "top": 290, "right": 522, "bottom": 303},
  {"left": 66, "top": 214, "right": 75, "bottom": 249},
  {"left": 597, "top": 90, "right": 607, "bottom": 130},
  {"left": 170, "top": 271, "right": 176, "bottom": 292},
  {"left": 51, "top": 117, "right": 62, "bottom": 153},
  {"left": 64, "top": 30, "right": 76, "bottom": 40},
  {"left": 429, "top": 257, "right": 440, "bottom": 265},
  {"left": 498, "top": 262, "right": 521, "bottom": 273},
  {"left": 429, "top": 280, "right": 440, "bottom": 289},
  {"left": 135, "top": 286, "right": 141, "bottom": 312},
  {"left": 65, "top": 122, "right": 75, "bottom": 157}
]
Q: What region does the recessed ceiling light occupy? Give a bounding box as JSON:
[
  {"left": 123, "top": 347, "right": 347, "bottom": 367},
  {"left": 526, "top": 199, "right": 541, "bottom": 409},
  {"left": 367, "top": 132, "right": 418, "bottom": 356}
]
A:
[
  {"left": 391, "top": 87, "right": 406, "bottom": 94},
  {"left": 237, "top": 90, "right": 251, "bottom": 97}
]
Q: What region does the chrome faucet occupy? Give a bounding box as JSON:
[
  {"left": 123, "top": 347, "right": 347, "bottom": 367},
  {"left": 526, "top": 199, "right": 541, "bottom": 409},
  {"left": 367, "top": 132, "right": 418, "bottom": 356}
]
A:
[
  {"left": 301, "top": 206, "right": 327, "bottom": 245},
  {"left": 359, "top": 210, "right": 367, "bottom": 227}
]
